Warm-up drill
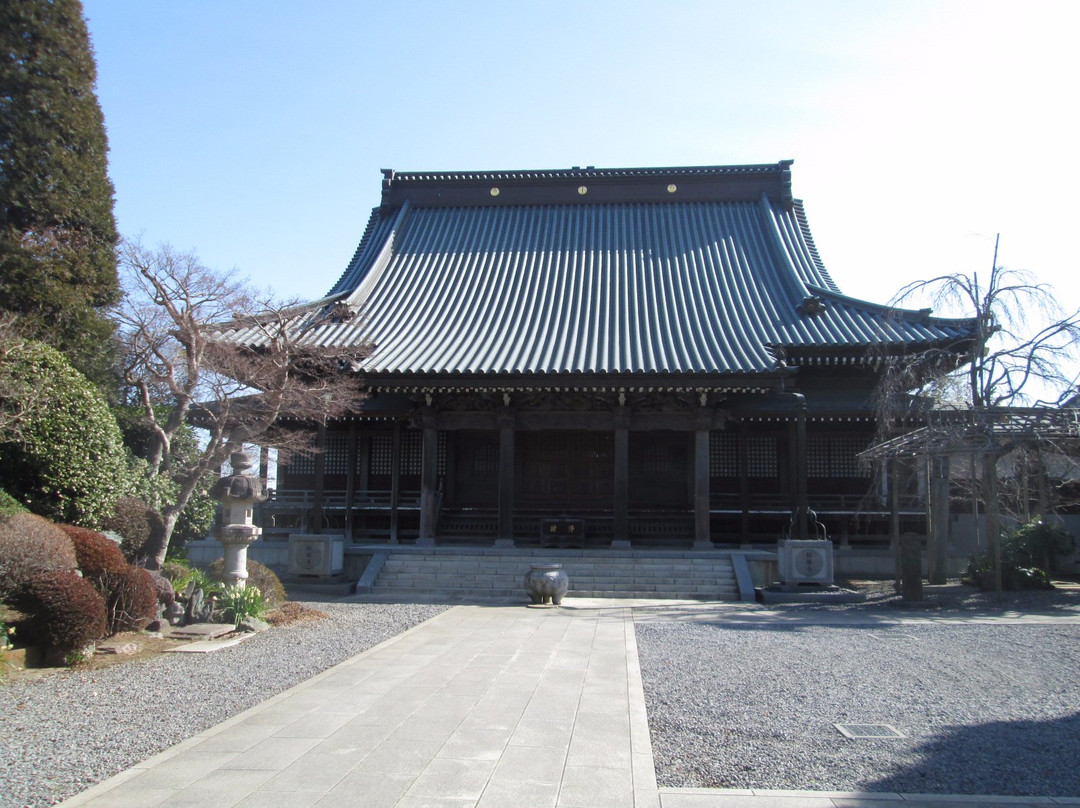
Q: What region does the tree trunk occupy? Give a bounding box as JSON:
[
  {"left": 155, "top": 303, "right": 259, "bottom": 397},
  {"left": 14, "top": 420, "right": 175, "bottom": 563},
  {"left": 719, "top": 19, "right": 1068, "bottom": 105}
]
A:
[{"left": 144, "top": 509, "right": 181, "bottom": 571}]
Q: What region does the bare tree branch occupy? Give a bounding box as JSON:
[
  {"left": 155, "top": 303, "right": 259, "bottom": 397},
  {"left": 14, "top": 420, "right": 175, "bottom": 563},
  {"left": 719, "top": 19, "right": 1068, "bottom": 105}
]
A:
[{"left": 113, "top": 239, "right": 372, "bottom": 568}]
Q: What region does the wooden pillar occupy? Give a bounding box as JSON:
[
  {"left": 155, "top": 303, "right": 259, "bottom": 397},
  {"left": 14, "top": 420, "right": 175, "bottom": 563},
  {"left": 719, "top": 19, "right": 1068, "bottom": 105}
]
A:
[
  {"left": 417, "top": 408, "right": 438, "bottom": 546},
  {"left": 389, "top": 421, "right": 401, "bottom": 544},
  {"left": 889, "top": 458, "right": 901, "bottom": 587},
  {"left": 693, "top": 413, "right": 712, "bottom": 549},
  {"left": 311, "top": 423, "right": 327, "bottom": 534},
  {"left": 613, "top": 405, "right": 630, "bottom": 547},
  {"left": 984, "top": 451, "right": 1002, "bottom": 598},
  {"left": 344, "top": 422, "right": 357, "bottom": 541},
  {"left": 928, "top": 454, "right": 950, "bottom": 585},
  {"left": 496, "top": 409, "right": 515, "bottom": 546},
  {"left": 738, "top": 428, "right": 750, "bottom": 542},
  {"left": 258, "top": 445, "right": 270, "bottom": 492},
  {"left": 795, "top": 402, "right": 808, "bottom": 540}
]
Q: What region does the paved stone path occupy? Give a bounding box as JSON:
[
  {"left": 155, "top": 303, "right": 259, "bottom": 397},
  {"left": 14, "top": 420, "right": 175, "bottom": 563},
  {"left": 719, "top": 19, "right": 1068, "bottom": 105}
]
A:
[{"left": 58, "top": 601, "right": 1080, "bottom": 808}]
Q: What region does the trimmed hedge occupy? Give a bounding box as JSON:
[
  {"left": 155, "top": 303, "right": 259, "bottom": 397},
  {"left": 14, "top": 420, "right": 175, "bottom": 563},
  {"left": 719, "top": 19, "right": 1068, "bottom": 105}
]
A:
[
  {"left": 59, "top": 523, "right": 127, "bottom": 578},
  {"left": 0, "top": 513, "right": 77, "bottom": 601},
  {"left": 18, "top": 570, "right": 107, "bottom": 654},
  {"left": 0, "top": 341, "right": 127, "bottom": 526},
  {"left": 98, "top": 565, "right": 157, "bottom": 634},
  {"left": 57, "top": 524, "right": 157, "bottom": 633}
]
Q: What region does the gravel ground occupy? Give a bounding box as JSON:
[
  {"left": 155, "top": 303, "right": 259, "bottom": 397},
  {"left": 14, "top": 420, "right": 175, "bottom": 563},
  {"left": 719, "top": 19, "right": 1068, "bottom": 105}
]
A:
[
  {"left": 0, "top": 601, "right": 446, "bottom": 808},
  {"left": 636, "top": 587, "right": 1080, "bottom": 797}
]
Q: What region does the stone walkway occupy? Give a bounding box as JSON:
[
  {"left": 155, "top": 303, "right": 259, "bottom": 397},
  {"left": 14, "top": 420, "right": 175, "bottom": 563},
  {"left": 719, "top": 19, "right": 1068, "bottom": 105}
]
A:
[{"left": 58, "top": 600, "right": 1080, "bottom": 808}]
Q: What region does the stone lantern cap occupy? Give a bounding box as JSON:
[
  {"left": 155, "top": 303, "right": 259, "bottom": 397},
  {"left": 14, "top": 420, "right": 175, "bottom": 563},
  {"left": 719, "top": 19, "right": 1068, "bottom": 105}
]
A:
[{"left": 210, "top": 451, "right": 267, "bottom": 504}]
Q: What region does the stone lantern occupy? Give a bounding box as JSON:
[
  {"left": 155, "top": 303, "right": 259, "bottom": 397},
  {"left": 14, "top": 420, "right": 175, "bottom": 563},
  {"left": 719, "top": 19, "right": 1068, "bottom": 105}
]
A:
[{"left": 210, "top": 451, "right": 267, "bottom": 587}]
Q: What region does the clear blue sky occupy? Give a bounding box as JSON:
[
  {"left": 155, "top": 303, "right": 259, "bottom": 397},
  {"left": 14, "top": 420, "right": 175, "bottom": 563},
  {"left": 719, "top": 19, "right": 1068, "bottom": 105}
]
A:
[{"left": 83, "top": 0, "right": 1080, "bottom": 387}]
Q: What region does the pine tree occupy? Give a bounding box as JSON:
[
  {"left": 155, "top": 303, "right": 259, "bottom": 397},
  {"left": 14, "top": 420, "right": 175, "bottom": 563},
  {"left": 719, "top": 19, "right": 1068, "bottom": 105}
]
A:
[{"left": 0, "top": 0, "right": 120, "bottom": 387}]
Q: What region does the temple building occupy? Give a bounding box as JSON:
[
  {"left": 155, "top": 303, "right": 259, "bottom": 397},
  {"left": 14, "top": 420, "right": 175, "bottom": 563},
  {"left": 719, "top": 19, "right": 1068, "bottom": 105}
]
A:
[{"left": 223, "top": 161, "right": 977, "bottom": 553}]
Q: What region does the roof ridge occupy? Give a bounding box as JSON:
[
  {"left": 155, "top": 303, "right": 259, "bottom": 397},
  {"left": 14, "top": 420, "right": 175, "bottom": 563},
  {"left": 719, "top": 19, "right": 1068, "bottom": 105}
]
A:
[{"left": 384, "top": 161, "right": 793, "bottom": 183}]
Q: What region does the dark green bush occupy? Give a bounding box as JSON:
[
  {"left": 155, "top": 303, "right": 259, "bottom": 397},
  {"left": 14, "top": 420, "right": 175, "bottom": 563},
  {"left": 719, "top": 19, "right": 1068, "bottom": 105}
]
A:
[
  {"left": 0, "top": 513, "right": 77, "bottom": 601},
  {"left": 1006, "top": 519, "right": 1076, "bottom": 573},
  {"left": 17, "top": 570, "right": 107, "bottom": 654},
  {"left": 0, "top": 488, "right": 27, "bottom": 516},
  {"left": 964, "top": 554, "right": 1052, "bottom": 591},
  {"left": 206, "top": 558, "right": 286, "bottom": 609},
  {"left": 0, "top": 341, "right": 127, "bottom": 526}
]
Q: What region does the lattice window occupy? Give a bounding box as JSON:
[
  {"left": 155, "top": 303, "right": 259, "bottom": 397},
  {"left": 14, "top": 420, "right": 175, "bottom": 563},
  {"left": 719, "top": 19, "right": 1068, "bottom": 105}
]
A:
[
  {"left": 284, "top": 451, "right": 315, "bottom": 476},
  {"left": 807, "top": 436, "right": 831, "bottom": 477},
  {"left": 400, "top": 429, "right": 422, "bottom": 475},
  {"left": 324, "top": 433, "right": 349, "bottom": 475},
  {"left": 370, "top": 433, "right": 394, "bottom": 475},
  {"left": 710, "top": 432, "right": 739, "bottom": 477},
  {"left": 808, "top": 434, "right": 870, "bottom": 478},
  {"left": 368, "top": 430, "right": 448, "bottom": 477},
  {"left": 746, "top": 436, "right": 778, "bottom": 476}
]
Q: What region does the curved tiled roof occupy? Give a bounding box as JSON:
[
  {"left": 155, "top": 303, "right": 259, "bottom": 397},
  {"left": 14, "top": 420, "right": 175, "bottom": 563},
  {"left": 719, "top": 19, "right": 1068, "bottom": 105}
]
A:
[{"left": 225, "top": 163, "right": 975, "bottom": 379}]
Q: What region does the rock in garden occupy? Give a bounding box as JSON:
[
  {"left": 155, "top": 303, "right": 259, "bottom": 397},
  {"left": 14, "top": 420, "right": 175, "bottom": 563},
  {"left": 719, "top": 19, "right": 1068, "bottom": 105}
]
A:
[{"left": 237, "top": 617, "right": 270, "bottom": 633}]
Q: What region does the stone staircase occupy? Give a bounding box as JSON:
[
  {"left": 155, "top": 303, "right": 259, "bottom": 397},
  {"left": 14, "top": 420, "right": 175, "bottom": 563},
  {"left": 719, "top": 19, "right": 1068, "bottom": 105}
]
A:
[{"left": 358, "top": 547, "right": 751, "bottom": 602}]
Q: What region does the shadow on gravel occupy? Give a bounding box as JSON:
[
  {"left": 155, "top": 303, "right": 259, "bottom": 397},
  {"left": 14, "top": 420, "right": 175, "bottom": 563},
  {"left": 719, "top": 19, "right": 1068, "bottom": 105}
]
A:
[{"left": 864, "top": 712, "right": 1080, "bottom": 797}]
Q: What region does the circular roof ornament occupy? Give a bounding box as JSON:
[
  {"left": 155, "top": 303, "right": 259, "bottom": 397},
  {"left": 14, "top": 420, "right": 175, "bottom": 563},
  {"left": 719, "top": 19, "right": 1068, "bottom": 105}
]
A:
[
  {"left": 577, "top": 185, "right": 588, "bottom": 195},
  {"left": 667, "top": 184, "right": 677, "bottom": 193},
  {"left": 490, "top": 187, "right": 500, "bottom": 197}
]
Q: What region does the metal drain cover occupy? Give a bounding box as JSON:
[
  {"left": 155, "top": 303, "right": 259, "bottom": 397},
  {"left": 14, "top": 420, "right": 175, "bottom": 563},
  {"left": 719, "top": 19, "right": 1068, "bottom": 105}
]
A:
[{"left": 834, "top": 723, "right": 905, "bottom": 739}]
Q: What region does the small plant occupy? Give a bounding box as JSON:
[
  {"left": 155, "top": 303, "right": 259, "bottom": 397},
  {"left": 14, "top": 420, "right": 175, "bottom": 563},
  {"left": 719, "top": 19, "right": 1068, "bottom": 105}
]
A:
[
  {"left": 161, "top": 559, "right": 218, "bottom": 598},
  {"left": 207, "top": 558, "right": 286, "bottom": 609},
  {"left": 217, "top": 584, "right": 266, "bottom": 626}
]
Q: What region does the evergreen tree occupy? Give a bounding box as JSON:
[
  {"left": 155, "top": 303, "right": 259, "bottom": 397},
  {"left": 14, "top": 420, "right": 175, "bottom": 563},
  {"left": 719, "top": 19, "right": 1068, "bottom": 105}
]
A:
[{"left": 0, "top": 0, "right": 119, "bottom": 387}]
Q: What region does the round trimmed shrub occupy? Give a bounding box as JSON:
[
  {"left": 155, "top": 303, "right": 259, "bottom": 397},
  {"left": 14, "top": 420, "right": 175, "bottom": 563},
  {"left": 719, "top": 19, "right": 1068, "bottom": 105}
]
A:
[
  {"left": 0, "top": 341, "right": 128, "bottom": 526},
  {"left": 207, "top": 558, "right": 286, "bottom": 609},
  {"left": 99, "top": 565, "right": 157, "bottom": 634},
  {"left": 0, "top": 513, "right": 77, "bottom": 601},
  {"left": 101, "top": 496, "right": 154, "bottom": 562},
  {"left": 59, "top": 524, "right": 127, "bottom": 578},
  {"left": 18, "top": 570, "right": 107, "bottom": 654}
]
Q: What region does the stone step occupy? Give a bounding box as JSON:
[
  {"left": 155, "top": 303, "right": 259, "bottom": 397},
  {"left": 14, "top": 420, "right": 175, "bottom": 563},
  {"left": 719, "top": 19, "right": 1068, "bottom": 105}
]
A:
[{"left": 368, "top": 550, "right": 743, "bottom": 600}]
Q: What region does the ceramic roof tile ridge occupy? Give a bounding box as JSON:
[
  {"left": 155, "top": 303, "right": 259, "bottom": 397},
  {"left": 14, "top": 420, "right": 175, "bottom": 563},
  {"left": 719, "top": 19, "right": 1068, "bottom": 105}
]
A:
[{"left": 384, "top": 162, "right": 791, "bottom": 183}]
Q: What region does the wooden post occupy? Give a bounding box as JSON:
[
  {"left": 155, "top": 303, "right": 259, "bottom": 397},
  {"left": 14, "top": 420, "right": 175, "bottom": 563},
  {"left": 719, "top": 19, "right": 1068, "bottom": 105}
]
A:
[
  {"left": 928, "top": 454, "right": 950, "bottom": 585},
  {"left": 258, "top": 445, "right": 270, "bottom": 492},
  {"left": 738, "top": 428, "right": 750, "bottom": 542},
  {"left": 311, "top": 423, "right": 327, "bottom": 534},
  {"left": 496, "top": 409, "right": 515, "bottom": 546},
  {"left": 344, "top": 422, "right": 357, "bottom": 542},
  {"left": 984, "top": 451, "right": 1002, "bottom": 598},
  {"left": 889, "top": 458, "right": 901, "bottom": 588},
  {"left": 417, "top": 408, "right": 438, "bottom": 546},
  {"left": 613, "top": 406, "right": 630, "bottom": 547},
  {"left": 389, "top": 422, "right": 401, "bottom": 544},
  {"left": 693, "top": 410, "right": 712, "bottom": 549},
  {"left": 900, "top": 533, "right": 923, "bottom": 601}
]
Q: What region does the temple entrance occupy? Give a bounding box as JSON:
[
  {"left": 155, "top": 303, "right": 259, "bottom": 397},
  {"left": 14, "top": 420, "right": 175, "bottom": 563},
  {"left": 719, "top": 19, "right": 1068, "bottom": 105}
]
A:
[
  {"left": 517, "top": 430, "right": 614, "bottom": 510},
  {"left": 629, "top": 431, "right": 691, "bottom": 509}
]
